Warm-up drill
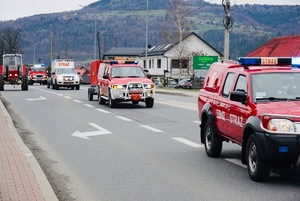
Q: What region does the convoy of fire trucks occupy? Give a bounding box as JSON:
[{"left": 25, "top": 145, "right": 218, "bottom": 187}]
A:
[
  {"left": 88, "top": 59, "right": 155, "bottom": 108},
  {"left": 47, "top": 59, "right": 80, "bottom": 90},
  {"left": 0, "top": 54, "right": 28, "bottom": 91}
]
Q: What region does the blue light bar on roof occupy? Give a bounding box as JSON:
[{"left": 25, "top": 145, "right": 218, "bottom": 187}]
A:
[
  {"left": 110, "top": 60, "right": 138, "bottom": 65},
  {"left": 238, "top": 57, "right": 294, "bottom": 66}
]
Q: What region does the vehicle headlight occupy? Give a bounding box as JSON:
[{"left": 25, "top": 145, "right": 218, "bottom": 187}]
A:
[
  {"left": 144, "top": 84, "right": 155, "bottom": 89},
  {"left": 113, "top": 84, "right": 124, "bottom": 90},
  {"left": 128, "top": 83, "right": 134, "bottom": 88},
  {"left": 267, "top": 119, "right": 295, "bottom": 132}
]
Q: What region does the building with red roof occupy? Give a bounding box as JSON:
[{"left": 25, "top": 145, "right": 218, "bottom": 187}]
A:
[{"left": 247, "top": 35, "right": 300, "bottom": 57}]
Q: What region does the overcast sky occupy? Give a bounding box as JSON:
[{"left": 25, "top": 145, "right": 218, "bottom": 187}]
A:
[{"left": 0, "top": 0, "right": 299, "bottom": 21}]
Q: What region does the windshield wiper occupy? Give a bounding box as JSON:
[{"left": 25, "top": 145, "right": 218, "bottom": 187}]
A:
[{"left": 256, "top": 97, "right": 288, "bottom": 101}]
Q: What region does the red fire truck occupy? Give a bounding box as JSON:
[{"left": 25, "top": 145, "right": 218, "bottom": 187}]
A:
[
  {"left": 0, "top": 54, "right": 28, "bottom": 91},
  {"left": 88, "top": 60, "right": 155, "bottom": 108}
]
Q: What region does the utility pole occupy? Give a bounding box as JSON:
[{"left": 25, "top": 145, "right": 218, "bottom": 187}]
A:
[
  {"left": 223, "top": 0, "right": 232, "bottom": 60},
  {"left": 145, "top": 0, "right": 149, "bottom": 69},
  {"left": 97, "top": 31, "right": 101, "bottom": 60}
]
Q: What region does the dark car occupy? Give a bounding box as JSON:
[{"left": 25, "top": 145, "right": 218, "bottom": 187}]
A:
[{"left": 176, "top": 79, "right": 192, "bottom": 89}]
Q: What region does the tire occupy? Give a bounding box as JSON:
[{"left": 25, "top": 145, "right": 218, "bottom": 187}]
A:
[
  {"left": 98, "top": 88, "right": 106, "bottom": 105},
  {"left": 22, "top": 76, "right": 28, "bottom": 91},
  {"left": 108, "top": 90, "right": 117, "bottom": 108},
  {"left": 246, "top": 135, "right": 270, "bottom": 182},
  {"left": 145, "top": 98, "right": 154, "bottom": 108},
  {"left": 76, "top": 85, "right": 80, "bottom": 90},
  {"left": 0, "top": 75, "right": 4, "bottom": 91},
  {"left": 88, "top": 88, "right": 94, "bottom": 101},
  {"left": 204, "top": 120, "right": 222, "bottom": 157},
  {"left": 55, "top": 81, "right": 59, "bottom": 90}
]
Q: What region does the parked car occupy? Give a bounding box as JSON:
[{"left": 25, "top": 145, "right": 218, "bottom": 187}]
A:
[
  {"left": 153, "top": 79, "right": 163, "bottom": 88},
  {"left": 176, "top": 79, "right": 192, "bottom": 89},
  {"left": 167, "top": 79, "right": 177, "bottom": 88}
]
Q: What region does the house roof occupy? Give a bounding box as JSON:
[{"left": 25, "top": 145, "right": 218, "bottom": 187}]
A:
[
  {"left": 140, "top": 32, "right": 223, "bottom": 57},
  {"left": 103, "top": 47, "right": 145, "bottom": 57},
  {"left": 247, "top": 35, "right": 300, "bottom": 57}
]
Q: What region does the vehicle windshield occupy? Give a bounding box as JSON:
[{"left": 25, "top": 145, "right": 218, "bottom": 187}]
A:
[
  {"left": 31, "top": 67, "right": 46, "bottom": 72},
  {"left": 111, "top": 66, "right": 145, "bottom": 78},
  {"left": 4, "top": 56, "right": 22, "bottom": 67},
  {"left": 56, "top": 68, "right": 76, "bottom": 74},
  {"left": 251, "top": 72, "right": 300, "bottom": 101}
]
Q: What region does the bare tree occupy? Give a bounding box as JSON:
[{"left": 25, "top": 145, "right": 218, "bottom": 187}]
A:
[
  {"left": 161, "top": 0, "right": 191, "bottom": 80},
  {"left": 0, "top": 27, "right": 22, "bottom": 54}
]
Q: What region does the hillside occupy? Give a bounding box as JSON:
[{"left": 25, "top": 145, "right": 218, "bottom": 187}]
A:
[{"left": 0, "top": 0, "right": 299, "bottom": 63}]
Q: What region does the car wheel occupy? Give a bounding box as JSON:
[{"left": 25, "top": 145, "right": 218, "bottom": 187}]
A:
[
  {"left": 145, "top": 98, "right": 154, "bottom": 108},
  {"left": 88, "top": 88, "right": 94, "bottom": 101},
  {"left": 0, "top": 75, "right": 4, "bottom": 91},
  {"left": 108, "top": 90, "right": 117, "bottom": 108},
  {"left": 204, "top": 120, "right": 222, "bottom": 157},
  {"left": 246, "top": 135, "right": 270, "bottom": 182}
]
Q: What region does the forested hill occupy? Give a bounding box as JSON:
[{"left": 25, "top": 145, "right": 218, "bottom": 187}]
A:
[{"left": 0, "top": 0, "right": 299, "bottom": 63}]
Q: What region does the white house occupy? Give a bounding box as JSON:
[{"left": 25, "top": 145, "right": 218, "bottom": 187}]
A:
[{"left": 140, "top": 32, "right": 223, "bottom": 80}]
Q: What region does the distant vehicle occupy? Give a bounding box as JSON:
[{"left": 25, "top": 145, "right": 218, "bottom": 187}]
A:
[
  {"left": 153, "top": 79, "right": 163, "bottom": 88},
  {"left": 175, "top": 79, "right": 192, "bottom": 89},
  {"left": 28, "top": 64, "right": 48, "bottom": 85},
  {"left": 0, "top": 54, "right": 28, "bottom": 91},
  {"left": 190, "top": 70, "right": 207, "bottom": 89},
  {"left": 47, "top": 59, "right": 80, "bottom": 90},
  {"left": 167, "top": 79, "right": 177, "bottom": 88}
]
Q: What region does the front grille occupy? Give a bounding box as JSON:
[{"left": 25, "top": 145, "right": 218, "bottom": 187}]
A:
[{"left": 63, "top": 76, "right": 74, "bottom": 81}]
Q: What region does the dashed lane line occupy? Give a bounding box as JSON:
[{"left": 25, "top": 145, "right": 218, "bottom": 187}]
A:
[
  {"left": 140, "top": 125, "right": 163, "bottom": 133},
  {"left": 95, "top": 108, "right": 111, "bottom": 113},
  {"left": 172, "top": 137, "right": 203, "bottom": 148},
  {"left": 84, "top": 104, "right": 94, "bottom": 108},
  {"left": 116, "top": 116, "right": 133, "bottom": 121},
  {"left": 73, "top": 100, "right": 82, "bottom": 103}
]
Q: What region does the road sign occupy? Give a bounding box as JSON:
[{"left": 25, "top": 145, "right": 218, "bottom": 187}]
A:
[{"left": 193, "top": 56, "right": 218, "bottom": 70}]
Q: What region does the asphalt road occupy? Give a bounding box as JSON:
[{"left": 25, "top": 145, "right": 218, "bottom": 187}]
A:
[{"left": 1, "top": 84, "right": 300, "bottom": 201}]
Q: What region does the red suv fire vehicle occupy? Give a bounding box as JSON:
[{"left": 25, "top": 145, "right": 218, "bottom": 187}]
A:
[
  {"left": 28, "top": 64, "right": 48, "bottom": 85},
  {"left": 88, "top": 60, "right": 155, "bottom": 108},
  {"left": 198, "top": 57, "right": 300, "bottom": 182}
]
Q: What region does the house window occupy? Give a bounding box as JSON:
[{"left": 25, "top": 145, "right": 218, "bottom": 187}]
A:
[
  {"left": 157, "top": 59, "right": 161, "bottom": 68},
  {"left": 149, "top": 60, "right": 152, "bottom": 69},
  {"left": 171, "top": 59, "right": 188, "bottom": 68}
]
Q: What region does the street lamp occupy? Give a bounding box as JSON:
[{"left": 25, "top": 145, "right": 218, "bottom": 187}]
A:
[{"left": 79, "top": 4, "right": 97, "bottom": 60}]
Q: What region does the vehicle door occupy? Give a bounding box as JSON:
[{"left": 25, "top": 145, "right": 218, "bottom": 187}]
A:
[
  {"left": 101, "top": 66, "right": 110, "bottom": 97},
  {"left": 214, "top": 72, "right": 236, "bottom": 136},
  {"left": 226, "top": 74, "right": 248, "bottom": 144}
]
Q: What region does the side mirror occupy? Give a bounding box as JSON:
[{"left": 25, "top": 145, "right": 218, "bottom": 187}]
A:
[
  {"left": 230, "top": 90, "right": 247, "bottom": 104},
  {"left": 51, "top": 72, "right": 55, "bottom": 75},
  {"left": 147, "top": 74, "right": 152, "bottom": 79},
  {"left": 103, "top": 75, "right": 109, "bottom": 79}
]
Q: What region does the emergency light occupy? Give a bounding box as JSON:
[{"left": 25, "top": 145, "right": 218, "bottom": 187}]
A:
[
  {"left": 237, "top": 57, "right": 300, "bottom": 66},
  {"left": 110, "top": 60, "right": 138, "bottom": 65}
]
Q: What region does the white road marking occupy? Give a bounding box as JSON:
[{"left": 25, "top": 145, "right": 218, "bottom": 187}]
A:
[
  {"left": 96, "top": 108, "right": 111, "bottom": 113},
  {"left": 225, "top": 158, "right": 246, "bottom": 168},
  {"left": 57, "top": 94, "right": 63, "bottom": 96},
  {"left": 193, "top": 121, "right": 201, "bottom": 124},
  {"left": 140, "top": 125, "right": 163, "bottom": 133},
  {"left": 73, "top": 100, "right": 82, "bottom": 103},
  {"left": 155, "top": 100, "right": 197, "bottom": 110},
  {"left": 64, "top": 96, "right": 71, "bottom": 99},
  {"left": 172, "top": 137, "right": 203, "bottom": 148},
  {"left": 116, "top": 116, "right": 133, "bottom": 121},
  {"left": 84, "top": 104, "right": 94, "bottom": 108}
]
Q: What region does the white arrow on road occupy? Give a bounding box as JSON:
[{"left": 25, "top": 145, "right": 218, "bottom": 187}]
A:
[
  {"left": 71, "top": 123, "right": 112, "bottom": 140},
  {"left": 26, "top": 96, "right": 47, "bottom": 101}
]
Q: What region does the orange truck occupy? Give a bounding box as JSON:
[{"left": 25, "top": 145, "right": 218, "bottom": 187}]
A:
[
  {"left": 0, "top": 54, "right": 28, "bottom": 91},
  {"left": 88, "top": 60, "right": 155, "bottom": 108}
]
